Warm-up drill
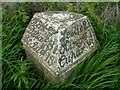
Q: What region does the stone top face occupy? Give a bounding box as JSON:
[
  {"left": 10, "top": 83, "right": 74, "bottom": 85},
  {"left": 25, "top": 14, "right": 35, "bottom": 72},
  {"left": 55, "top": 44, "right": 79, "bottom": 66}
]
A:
[
  {"left": 21, "top": 11, "right": 99, "bottom": 76},
  {"left": 29, "top": 11, "right": 84, "bottom": 31}
]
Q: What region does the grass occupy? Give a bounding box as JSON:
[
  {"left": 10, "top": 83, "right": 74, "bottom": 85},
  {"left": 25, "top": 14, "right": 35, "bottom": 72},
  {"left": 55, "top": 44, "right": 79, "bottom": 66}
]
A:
[{"left": 2, "top": 2, "right": 120, "bottom": 89}]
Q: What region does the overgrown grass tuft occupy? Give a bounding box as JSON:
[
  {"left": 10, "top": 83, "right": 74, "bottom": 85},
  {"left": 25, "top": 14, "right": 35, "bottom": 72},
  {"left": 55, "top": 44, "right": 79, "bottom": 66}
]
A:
[{"left": 2, "top": 2, "right": 120, "bottom": 89}]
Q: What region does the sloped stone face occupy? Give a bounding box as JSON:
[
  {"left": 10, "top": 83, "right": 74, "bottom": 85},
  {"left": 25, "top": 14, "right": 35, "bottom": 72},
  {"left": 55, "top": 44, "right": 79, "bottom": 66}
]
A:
[{"left": 21, "top": 11, "right": 99, "bottom": 83}]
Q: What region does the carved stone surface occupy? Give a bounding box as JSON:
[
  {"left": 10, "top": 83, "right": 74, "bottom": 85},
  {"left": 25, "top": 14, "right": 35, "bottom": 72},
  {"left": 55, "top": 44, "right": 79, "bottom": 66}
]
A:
[{"left": 21, "top": 11, "right": 99, "bottom": 83}]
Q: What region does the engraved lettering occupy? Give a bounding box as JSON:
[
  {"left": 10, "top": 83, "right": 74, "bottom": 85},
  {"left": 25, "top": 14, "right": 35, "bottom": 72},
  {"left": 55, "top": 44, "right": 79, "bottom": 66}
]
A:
[
  {"left": 53, "top": 45, "right": 58, "bottom": 54},
  {"left": 48, "top": 55, "right": 54, "bottom": 66},
  {"left": 59, "top": 45, "right": 65, "bottom": 54},
  {"left": 58, "top": 55, "right": 67, "bottom": 67},
  {"left": 44, "top": 51, "right": 50, "bottom": 61}
]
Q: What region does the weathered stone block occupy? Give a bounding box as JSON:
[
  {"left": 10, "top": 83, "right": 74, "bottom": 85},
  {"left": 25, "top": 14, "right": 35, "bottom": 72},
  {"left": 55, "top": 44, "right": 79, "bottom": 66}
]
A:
[{"left": 21, "top": 11, "right": 99, "bottom": 83}]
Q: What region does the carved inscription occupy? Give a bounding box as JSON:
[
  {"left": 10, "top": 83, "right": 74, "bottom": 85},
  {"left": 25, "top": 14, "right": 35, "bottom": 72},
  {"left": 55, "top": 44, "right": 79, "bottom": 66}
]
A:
[
  {"left": 22, "top": 13, "right": 97, "bottom": 72},
  {"left": 22, "top": 17, "right": 59, "bottom": 67},
  {"left": 58, "top": 18, "right": 95, "bottom": 68}
]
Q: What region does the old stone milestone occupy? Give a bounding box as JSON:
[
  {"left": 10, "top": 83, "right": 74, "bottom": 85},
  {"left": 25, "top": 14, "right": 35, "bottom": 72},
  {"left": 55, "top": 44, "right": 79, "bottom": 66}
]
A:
[{"left": 21, "top": 11, "right": 99, "bottom": 83}]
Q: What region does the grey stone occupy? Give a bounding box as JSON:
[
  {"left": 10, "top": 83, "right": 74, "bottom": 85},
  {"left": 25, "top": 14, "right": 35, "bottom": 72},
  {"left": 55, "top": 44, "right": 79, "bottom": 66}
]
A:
[{"left": 21, "top": 11, "right": 99, "bottom": 83}]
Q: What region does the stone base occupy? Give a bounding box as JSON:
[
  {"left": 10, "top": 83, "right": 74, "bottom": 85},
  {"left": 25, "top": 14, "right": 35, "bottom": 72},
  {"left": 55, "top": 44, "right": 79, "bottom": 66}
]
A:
[{"left": 23, "top": 43, "right": 99, "bottom": 84}]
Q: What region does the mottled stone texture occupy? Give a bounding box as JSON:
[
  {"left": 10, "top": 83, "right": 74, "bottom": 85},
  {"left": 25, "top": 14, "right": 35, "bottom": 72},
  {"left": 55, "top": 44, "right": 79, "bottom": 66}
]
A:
[{"left": 21, "top": 11, "right": 99, "bottom": 83}]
